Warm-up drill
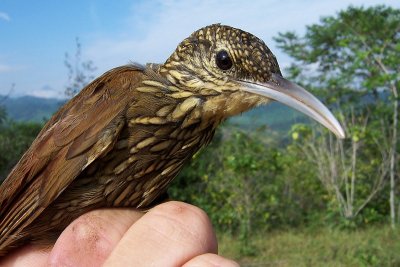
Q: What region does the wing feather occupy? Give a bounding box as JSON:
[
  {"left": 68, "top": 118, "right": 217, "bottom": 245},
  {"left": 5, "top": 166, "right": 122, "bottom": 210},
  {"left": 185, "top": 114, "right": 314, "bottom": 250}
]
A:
[{"left": 0, "top": 65, "right": 144, "bottom": 248}]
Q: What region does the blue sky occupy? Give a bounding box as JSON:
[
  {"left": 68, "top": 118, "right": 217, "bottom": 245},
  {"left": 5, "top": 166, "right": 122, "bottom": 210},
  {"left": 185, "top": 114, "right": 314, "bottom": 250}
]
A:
[{"left": 1, "top": 0, "right": 399, "bottom": 98}]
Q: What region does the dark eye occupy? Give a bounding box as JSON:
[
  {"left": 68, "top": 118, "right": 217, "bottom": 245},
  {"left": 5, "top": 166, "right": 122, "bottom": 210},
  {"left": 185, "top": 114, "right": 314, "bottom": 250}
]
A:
[{"left": 216, "top": 50, "right": 233, "bottom": 70}]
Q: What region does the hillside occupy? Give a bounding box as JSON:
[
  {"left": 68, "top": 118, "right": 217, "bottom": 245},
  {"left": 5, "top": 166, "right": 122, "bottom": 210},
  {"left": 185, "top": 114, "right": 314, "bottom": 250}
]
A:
[
  {"left": 228, "top": 102, "right": 308, "bottom": 131},
  {"left": 2, "top": 96, "right": 65, "bottom": 122}
]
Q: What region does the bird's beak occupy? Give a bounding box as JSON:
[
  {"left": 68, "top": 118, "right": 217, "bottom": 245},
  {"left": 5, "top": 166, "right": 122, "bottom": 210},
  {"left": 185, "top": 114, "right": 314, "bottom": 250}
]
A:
[{"left": 239, "top": 73, "right": 345, "bottom": 139}]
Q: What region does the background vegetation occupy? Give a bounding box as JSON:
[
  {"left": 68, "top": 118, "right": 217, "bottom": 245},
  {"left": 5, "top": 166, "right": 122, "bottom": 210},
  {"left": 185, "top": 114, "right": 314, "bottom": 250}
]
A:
[{"left": 0, "top": 5, "right": 399, "bottom": 266}]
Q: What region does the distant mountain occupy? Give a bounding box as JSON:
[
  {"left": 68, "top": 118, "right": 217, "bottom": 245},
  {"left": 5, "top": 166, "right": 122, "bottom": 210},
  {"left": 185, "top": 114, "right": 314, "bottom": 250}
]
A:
[
  {"left": 228, "top": 102, "right": 309, "bottom": 132},
  {"left": 1, "top": 95, "right": 65, "bottom": 122},
  {"left": 0, "top": 95, "right": 309, "bottom": 133}
]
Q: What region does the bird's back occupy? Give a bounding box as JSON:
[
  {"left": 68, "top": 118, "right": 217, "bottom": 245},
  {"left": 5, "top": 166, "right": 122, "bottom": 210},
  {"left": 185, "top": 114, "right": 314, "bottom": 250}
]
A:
[
  {"left": 0, "top": 63, "right": 220, "bottom": 256},
  {"left": 0, "top": 65, "right": 147, "bottom": 255}
]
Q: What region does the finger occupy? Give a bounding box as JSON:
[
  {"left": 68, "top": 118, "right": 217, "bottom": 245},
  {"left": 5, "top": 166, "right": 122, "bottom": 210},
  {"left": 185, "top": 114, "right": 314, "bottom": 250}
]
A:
[
  {"left": 182, "top": 253, "right": 240, "bottom": 267},
  {"left": 0, "top": 245, "right": 50, "bottom": 267},
  {"left": 49, "top": 208, "right": 144, "bottom": 267},
  {"left": 104, "top": 201, "right": 218, "bottom": 267}
]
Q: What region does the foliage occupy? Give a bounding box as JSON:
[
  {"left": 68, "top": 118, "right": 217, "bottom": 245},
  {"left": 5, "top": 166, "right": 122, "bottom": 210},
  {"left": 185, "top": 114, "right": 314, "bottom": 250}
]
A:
[
  {"left": 170, "top": 127, "right": 328, "bottom": 235},
  {"left": 274, "top": 5, "right": 400, "bottom": 225},
  {"left": 0, "top": 106, "right": 7, "bottom": 125},
  {"left": 275, "top": 5, "right": 400, "bottom": 100}
]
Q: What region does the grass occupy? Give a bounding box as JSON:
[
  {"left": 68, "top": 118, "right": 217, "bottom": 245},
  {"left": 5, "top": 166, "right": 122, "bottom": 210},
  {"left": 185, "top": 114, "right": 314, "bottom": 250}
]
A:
[{"left": 217, "top": 225, "right": 400, "bottom": 267}]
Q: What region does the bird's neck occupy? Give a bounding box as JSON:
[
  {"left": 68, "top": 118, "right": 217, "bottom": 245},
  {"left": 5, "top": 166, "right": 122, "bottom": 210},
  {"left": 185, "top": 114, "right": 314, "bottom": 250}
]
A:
[{"left": 153, "top": 64, "right": 265, "bottom": 126}]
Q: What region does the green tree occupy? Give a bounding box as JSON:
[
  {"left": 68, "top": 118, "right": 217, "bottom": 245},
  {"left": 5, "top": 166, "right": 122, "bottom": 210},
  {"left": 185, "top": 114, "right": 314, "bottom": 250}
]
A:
[
  {"left": 0, "top": 106, "right": 7, "bottom": 125},
  {"left": 275, "top": 5, "right": 400, "bottom": 226},
  {"left": 170, "top": 125, "right": 333, "bottom": 251}
]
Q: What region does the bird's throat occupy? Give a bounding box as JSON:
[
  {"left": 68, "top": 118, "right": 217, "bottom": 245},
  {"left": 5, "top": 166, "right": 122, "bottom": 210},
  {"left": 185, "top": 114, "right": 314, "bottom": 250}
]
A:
[{"left": 200, "top": 90, "right": 267, "bottom": 125}]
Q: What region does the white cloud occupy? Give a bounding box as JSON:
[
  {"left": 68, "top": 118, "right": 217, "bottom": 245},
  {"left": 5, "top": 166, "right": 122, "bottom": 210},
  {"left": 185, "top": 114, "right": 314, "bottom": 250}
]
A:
[
  {"left": 0, "top": 62, "right": 26, "bottom": 73},
  {"left": 0, "top": 64, "right": 14, "bottom": 73},
  {"left": 0, "top": 12, "right": 10, "bottom": 22}
]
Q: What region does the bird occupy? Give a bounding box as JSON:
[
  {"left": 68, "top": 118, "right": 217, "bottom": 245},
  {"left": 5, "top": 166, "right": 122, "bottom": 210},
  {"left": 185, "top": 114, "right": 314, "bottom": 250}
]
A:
[{"left": 0, "top": 24, "right": 344, "bottom": 256}]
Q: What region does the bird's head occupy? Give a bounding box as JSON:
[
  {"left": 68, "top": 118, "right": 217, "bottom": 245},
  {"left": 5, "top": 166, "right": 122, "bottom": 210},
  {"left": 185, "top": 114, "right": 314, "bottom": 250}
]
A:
[{"left": 160, "top": 24, "right": 345, "bottom": 138}]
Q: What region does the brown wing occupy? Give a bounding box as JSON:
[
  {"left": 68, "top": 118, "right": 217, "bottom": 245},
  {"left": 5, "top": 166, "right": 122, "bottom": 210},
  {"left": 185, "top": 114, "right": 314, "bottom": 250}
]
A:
[{"left": 0, "top": 65, "right": 144, "bottom": 245}]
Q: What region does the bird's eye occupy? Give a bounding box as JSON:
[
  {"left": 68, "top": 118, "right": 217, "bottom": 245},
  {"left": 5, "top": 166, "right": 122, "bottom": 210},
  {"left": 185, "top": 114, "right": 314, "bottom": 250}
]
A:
[{"left": 216, "top": 50, "right": 233, "bottom": 71}]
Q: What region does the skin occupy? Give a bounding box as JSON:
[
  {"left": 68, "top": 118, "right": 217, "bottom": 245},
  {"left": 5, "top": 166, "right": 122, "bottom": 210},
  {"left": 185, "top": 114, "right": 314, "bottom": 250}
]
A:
[{"left": 0, "top": 201, "right": 239, "bottom": 267}]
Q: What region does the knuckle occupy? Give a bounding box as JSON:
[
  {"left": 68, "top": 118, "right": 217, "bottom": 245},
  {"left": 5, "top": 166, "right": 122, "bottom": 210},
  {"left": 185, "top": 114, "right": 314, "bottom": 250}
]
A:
[
  {"left": 149, "top": 201, "right": 217, "bottom": 252},
  {"left": 70, "top": 215, "right": 101, "bottom": 243},
  {"left": 49, "top": 212, "right": 112, "bottom": 266},
  {"left": 153, "top": 201, "right": 212, "bottom": 229}
]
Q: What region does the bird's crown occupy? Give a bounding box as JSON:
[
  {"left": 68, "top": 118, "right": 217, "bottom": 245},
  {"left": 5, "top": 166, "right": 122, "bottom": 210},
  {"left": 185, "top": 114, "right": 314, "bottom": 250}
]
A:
[{"left": 161, "top": 24, "right": 281, "bottom": 89}]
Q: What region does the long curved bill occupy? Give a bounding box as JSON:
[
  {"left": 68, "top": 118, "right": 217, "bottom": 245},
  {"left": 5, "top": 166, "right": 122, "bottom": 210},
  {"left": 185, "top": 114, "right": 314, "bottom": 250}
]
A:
[{"left": 239, "top": 73, "right": 345, "bottom": 139}]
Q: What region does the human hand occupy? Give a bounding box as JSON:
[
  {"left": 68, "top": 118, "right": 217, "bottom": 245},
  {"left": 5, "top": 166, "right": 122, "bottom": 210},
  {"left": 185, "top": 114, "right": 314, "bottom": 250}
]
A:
[{"left": 1, "top": 201, "right": 239, "bottom": 267}]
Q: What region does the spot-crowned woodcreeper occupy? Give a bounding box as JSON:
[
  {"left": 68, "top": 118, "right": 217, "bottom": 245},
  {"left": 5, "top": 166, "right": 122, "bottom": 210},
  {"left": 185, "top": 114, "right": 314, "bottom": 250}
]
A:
[{"left": 0, "top": 24, "right": 344, "bottom": 256}]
